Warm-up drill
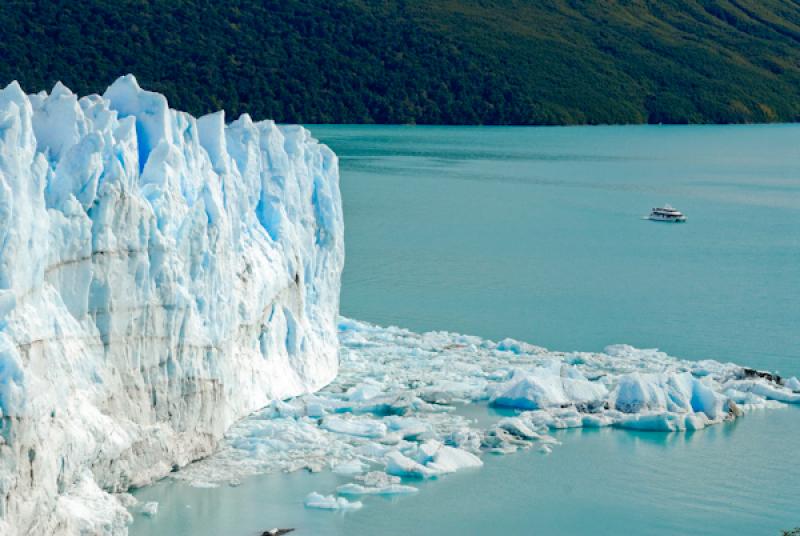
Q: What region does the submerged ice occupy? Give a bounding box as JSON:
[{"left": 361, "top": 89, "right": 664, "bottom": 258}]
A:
[
  {"left": 169, "top": 318, "right": 799, "bottom": 513},
  {"left": 0, "top": 77, "right": 343, "bottom": 534}
]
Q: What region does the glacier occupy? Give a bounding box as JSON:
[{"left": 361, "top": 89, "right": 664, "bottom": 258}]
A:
[{"left": 0, "top": 76, "right": 343, "bottom": 534}]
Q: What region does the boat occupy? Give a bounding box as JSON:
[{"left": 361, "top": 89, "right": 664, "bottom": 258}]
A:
[{"left": 647, "top": 204, "right": 687, "bottom": 222}]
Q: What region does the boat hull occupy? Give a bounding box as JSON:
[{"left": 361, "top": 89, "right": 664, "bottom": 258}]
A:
[{"left": 648, "top": 216, "right": 686, "bottom": 222}]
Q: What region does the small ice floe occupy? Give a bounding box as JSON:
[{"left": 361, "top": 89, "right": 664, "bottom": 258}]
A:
[
  {"left": 385, "top": 451, "right": 437, "bottom": 479},
  {"left": 336, "top": 482, "right": 418, "bottom": 496},
  {"left": 140, "top": 502, "right": 159, "bottom": 517},
  {"left": 340, "top": 471, "right": 417, "bottom": 496},
  {"left": 189, "top": 481, "right": 219, "bottom": 489},
  {"left": 785, "top": 377, "right": 800, "bottom": 392},
  {"left": 425, "top": 443, "right": 483, "bottom": 474},
  {"left": 383, "top": 440, "right": 482, "bottom": 479},
  {"left": 321, "top": 415, "right": 387, "bottom": 438},
  {"left": 304, "top": 492, "right": 362, "bottom": 511},
  {"left": 332, "top": 460, "right": 367, "bottom": 475}
]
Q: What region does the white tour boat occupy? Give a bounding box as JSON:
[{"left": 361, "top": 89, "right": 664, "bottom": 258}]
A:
[{"left": 647, "top": 205, "right": 687, "bottom": 222}]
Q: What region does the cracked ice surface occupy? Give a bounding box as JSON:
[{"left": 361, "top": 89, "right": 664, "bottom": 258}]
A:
[{"left": 172, "top": 318, "right": 799, "bottom": 507}]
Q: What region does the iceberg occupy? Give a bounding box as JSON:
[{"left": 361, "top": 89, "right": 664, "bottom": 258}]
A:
[
  {"left": 336, "top": 471, "right": 419, "bottom": 496},
  {"left": 304, "top": 492, "right": 362, "bottom": 511},
  {"left": 425, "top": 443, "right": 483, "bottom": 474},
  {"left": 335, "top": 471, "right": 418, "bottom": 496},
  {"left": 490, "top": 363, "right": 609, "bottom": 410},
  {"left": 139, "top": 502, "right": 158, "bottom": 518},
  {"left": 385, "top": 450, "right": 439, "bottom": 479},
  {"left": 785, "top": 377, "right": 800, "bottom": 392},
  {"left": 611, "top": 372, "right": 726, "bottom": 420},
  {"left": 0, "top": 77, "right": 343, "bottom": 534},
  {"left": 321, "top": 415, "right": 388, "bottom": 438}
]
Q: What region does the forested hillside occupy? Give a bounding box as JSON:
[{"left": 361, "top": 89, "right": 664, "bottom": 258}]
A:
[{"left": 2, "top": 0, "right": 799, "bottom": 124}]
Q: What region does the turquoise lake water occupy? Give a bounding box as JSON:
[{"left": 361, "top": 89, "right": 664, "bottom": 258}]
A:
[{"left": 131, "top": 125, "right": 800, "bottom": 535}]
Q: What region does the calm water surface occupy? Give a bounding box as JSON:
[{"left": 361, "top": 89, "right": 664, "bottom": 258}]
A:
[
  {"left": 131, "top": 125, "right": 800, "bottom": 535},
  {"left": 326, "top": 125, "right": 800, "bottom": 376}
]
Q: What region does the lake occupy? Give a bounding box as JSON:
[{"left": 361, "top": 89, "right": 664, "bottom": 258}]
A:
[{"left": 131, "top": 124, "right": 800, "bottom": 535}]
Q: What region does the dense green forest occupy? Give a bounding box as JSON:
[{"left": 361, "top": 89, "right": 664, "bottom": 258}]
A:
[{"left": 2, "top": 0, "right": 800, "bottom": 125}]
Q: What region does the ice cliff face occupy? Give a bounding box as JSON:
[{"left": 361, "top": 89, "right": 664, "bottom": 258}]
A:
[{"left": 0, "top": 76, "right": 343, "bottom": 534}]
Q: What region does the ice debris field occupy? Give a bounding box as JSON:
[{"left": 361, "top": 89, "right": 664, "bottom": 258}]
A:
[{"left": 150, "top": 317, "right": 800, "bottom": 515}]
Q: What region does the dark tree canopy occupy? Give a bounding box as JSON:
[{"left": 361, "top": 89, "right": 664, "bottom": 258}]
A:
[{"left": 2, "top": 0, "right": 799, "bottom": 125}]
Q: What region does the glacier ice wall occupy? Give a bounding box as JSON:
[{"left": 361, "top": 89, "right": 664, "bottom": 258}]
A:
[{"left": 0, "top": 76, "right": 343, "bottom": 534}]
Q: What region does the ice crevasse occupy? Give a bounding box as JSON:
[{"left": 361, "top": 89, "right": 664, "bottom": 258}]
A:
[{"left": 0, "top": 76, "right": 344, "bottom": 534}]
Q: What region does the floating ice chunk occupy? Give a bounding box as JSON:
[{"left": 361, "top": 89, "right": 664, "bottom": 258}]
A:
[
  {"left": 684, "top": 414, "right": 709, "bottom": 431},
  {"left": 140, "top": 502, "right": 158, "bottom": 517},
  {"left": 613, "top": 373, "right": 670, "bottom": 413},
  {"left": 563, "top": 376, "right": 609, "bottom": 406},
  {"left": 332, "top": 460, "right": 367, "bottom": 475},
  {"left": 690, "top": 378, "right": 724, "bottom": 419},
  {"left": 354, "top": 471, "right": 400, "bottom": 487},
  {"left": 321, "top": 416, "right": 388, "bottom": 438},
  {"left": 617, "top": 413, "right": 686, "bottom": 432},
  {"left": 336, "top": 483, "right": 418, "bottom": 496},
  {"left": 581, "top": 414, "right": 614, "bottom": 427},
  {"left": 347, "top": 382, "right": 384, "bottom": 402},
  {"left": 383, "top": 416, "right": 431, "bottom": 440},
  {"left": 490, "top": 368, "right": 569, "bottom": 409},
  {"left": 724, "top": 389, "right": 775, "bottom": 410},
  {"left": 495, "top": 338, "right": 542, "bottom": 355},
  {"left": 543, "top": 408, "right": 585, "bottom": 429},
  {"left": 385, "top": 451, "right": 437, "bottom": 479},
  {"left": 304, "top": 492, "right": 362, "bottom": 511},
  {"left": 496, "top": 417, "right": 540, "bottom": 439},
  {"left": 447, "top": 428, "right": 483, "bottom": 452},
  {"left": 726, "top": 380, "right": 800, "bottom": 403},
  {"left": 389, "top": 440, "right": 483, "bottom": 476},
  {"left": 612, "top": 372, "right": 728, "bottom": 420},
  {"left": 490, "top": 364, "right": 606, "bottom": 410},
  {"left": 615, "top": 411, "right": 712, "bottom": 432},
  {"left": 412, "top": 440, "right": 443, "bottom": 464},
  {"left": 427, "top": 445, "right": 483, "bottom": 474},
  {"left": 189, "top": 481, "right": 219, "bottom": 489},
  {"left": 785, "top": 377, "right": 800, "bottom": 391}
]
